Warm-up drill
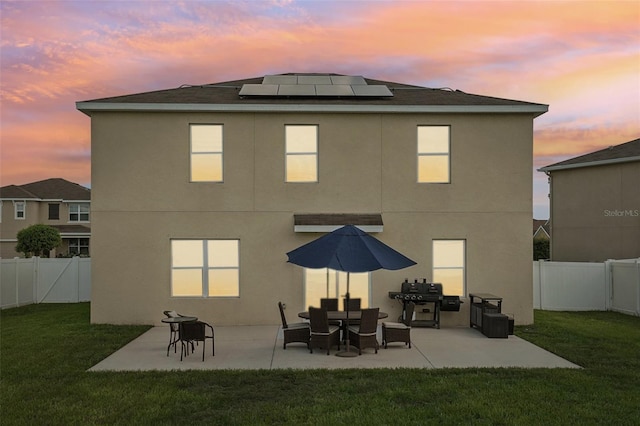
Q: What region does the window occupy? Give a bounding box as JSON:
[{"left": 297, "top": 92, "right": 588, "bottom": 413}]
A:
[
  {"left": 418, "top": 126, "right": 450, "bottom": 183},
  {"left": 48, "top": 203, "right": 60, "bottom": 220},
  {"left": 14, "top": 201, "right": 25, "bottom": 219},
  {"left": 286, "top": 125, "right": 318, "bottom": 182},
  {"left": 304, "top": 268, "right": 369, "bottom": 309},
  {"left": 69, "top": 203, "right": 89, "bottom": 222},
  {"left": 69, "top": 238, "right": 89, "bottom": 256},
  {"left": 190, "top": 124, "right": 223, "bottom": 182},
  {"left": 171, "top": 239, "right": 239, "bottom": 297},
  {"left": 433, "top": 240, "right": 465, "bottom": 296}
]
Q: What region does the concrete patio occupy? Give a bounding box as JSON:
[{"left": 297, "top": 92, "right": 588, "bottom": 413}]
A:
[{"left": 89, "top": 325, "right": 580, "bottom": 371}]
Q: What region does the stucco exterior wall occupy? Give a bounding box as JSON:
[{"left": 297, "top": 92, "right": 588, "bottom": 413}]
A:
[
  {"left": 90, "top": 111, "right": 535, "bottom": 326},
  {"left": 549, "top": 162, "right": 640, "bottom": 261}
]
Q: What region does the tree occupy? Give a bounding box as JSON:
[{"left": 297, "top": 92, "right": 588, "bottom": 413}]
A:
[
  {"left": 533, "top": 239, "right": 550, "bottom": 260},
  {"left": 15, "top": 224, "right": 62, "bottom": 258}
]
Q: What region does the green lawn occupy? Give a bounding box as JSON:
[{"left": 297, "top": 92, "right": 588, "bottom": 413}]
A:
[{"left": 2, "top": 303, "right": 639, "bottom": 425}]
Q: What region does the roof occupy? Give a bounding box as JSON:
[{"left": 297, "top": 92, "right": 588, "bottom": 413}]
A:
[
  {"left": 76, "top": 73, "right": 548, "bottom": 117},
  {"left": 0, "top": 178, "right": 90, "bottom": 201},
  {"left": 539, "top": 138, "right": 640, "bottom": 172}
]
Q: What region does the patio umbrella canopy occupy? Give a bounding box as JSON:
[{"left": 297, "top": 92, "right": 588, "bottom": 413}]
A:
[{"left": 286, "top": 224, "right": 417, "bottom": 357}]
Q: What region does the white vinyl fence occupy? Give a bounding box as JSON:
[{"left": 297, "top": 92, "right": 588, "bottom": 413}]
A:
[
  {"left": 534, "top": 259, "right": 640, "bottom": 316},
  {"left": 2, "top": 257, "right": 638, "bottom": 317},
  {"left": 1, "top": 257, "right": 91, "bottom": 309}
]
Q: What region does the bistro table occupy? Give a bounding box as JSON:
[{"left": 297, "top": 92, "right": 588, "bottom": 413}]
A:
[{"left": 161, "top": 316, "right": 197, "bottom": 356}]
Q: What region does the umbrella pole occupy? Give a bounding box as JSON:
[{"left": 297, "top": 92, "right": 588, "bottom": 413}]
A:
[{"left": 336, "top": 272, "right": 358, "bottom": 357}]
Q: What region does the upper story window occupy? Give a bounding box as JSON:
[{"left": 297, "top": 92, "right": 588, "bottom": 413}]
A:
[
  {"left": 432, "top": 239, "right": 466, "bottom": 297},
  {"left": 69, "top": 203, "right": 89, "bottom": 222},
  {"left": 171, "top": 239, "right": 239, "bottom": 297},
  {"left": 418, "top": 126, "right": 450, "bottom": 183},
  {"left": 14, "top": 201, "right": 25, "bottom": 220},
  {"left": 285, "top": 125, "right": 318, "bottom": 183},
  {"left": 48, "top": 203, "right": 60, "bottom": 220},
  {"left": 190, "top": 124, "right": 223, "bottom": 182}
]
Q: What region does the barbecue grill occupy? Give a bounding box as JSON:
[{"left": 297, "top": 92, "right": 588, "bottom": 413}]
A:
[{"left": 388, "top": 279, "right": 462, "bottom": 328}]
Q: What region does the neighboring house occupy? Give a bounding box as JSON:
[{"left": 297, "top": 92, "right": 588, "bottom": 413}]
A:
[
  {"left": 539, "top": 138, "right": 640, "bottom": 262},
  {"left": 0, "top": 178, "right": 91, "bottom": 258},
  {"left": 533, "top": 219, "right": 550, "bottom": 241},
  {"left": 76, "top": 73, "right": 547, "bottom": 326}
]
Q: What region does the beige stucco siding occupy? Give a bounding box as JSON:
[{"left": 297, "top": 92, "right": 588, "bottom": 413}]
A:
[
  {"left": 90, "top": 110, "right": 535, "bottom": 326},
  {"left": 549, "top": 161, "right": 640, "bottom": 261}
]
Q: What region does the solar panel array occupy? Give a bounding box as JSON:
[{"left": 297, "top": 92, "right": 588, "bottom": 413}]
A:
[{"left": 239, "top": 75, "right": 393, "bottom": 98}]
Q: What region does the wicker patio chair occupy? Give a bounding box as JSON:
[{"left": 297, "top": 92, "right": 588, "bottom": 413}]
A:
[
  {"left": 179, "top": 321, "right": 215, "bottom": 361},
  {"left": 320, "top": 298, "right": 342, "bottom": 328},
  {"left": 347, "top": 307, "right": 380, "bottom": 355},
  {"left": 381, "top": 302, "right": 415, "bottom": 349},
  {"left": 308, "top": 307, "right": 341, "bottom": 355},
  {"left": 278, "top": 302, "right": 310, "bottom": 349},
  {"left": 342, "top": 297, "right": 361, "bottom": 311}
]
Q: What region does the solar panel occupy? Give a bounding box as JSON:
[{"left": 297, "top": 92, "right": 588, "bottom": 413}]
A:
[
  {"left": 298, "top": 75, "right": 332, "bottom": 85},
  {"left": 239, "top": 74, "right": 393, "bottom": 98},
  {"left": 263, "top": 75, "right": 297, "bottom": 85},
  {"left": 316, "top": 84, "right": 355, "bottom": 96},
  {"left": 331, "top": 75, "right": 367, "bottom": 85},
  {"left": 352, "top": 85, "right": 393, "bottom": 97},
  {"left": 239, "top": 84, "right": 279, "bottom": 96},
  {"left": 278, "top": 84, "right": 316, "bottom": 96}
]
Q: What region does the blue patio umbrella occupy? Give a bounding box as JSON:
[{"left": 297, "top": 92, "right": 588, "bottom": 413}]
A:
[{"left": 286, "top": 224, "right": 416, "bottom": 356}]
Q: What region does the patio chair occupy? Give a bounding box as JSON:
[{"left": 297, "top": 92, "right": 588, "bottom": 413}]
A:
[
  {"left": 381, "top": 302, "right": 415, "bottom": 349},
  {"left": 347, "top": 307, "right": 380, "bottom": 355},
  {"left": 163, "top": 310, "right": 183, "bottom": 355},
  {"left": 179, "top": 321, "right": 215, "bottom": 361},
  {"left": 278, "top": 302, "right": 310, "bottom": 349},
  {"left": 320, "top": 298, "right": 342, "bottom": 328},
  {"left": 343, "top": 297, "right": 361, "bottom": 311},
  {"left": 309, "top": 307, "right": 341, "bottom": 355}
]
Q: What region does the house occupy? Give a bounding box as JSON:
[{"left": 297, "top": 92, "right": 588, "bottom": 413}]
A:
[
  {"left": 533, "top": 219, "right": 550, "bottom": 241},
  {"left": 76, "top": 73, "right": 548, "bottom": 326},
  {"left": 0, "top": 178, "right": 91, "bottom": 258},
  {"left": 539, "top": 138, "right": 640, "bottom": 262}
]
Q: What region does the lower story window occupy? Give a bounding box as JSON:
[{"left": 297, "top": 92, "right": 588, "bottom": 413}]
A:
[
  {"left": 432, "top": 240, "right": 465, "bottom": 296},
  {"left": 304, "top": 268, "right": 370, "bottom": 309},
  {"left": 68, "top": 238, "right": 89, "bottom": 256},
  {"left": 171, "top": 239, "right": 239, "bottom": 297}
]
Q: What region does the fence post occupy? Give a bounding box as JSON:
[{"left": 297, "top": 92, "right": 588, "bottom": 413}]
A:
[
  {"left": 537, "top": 260, "right": 545, "bottom": 310},
  {"left": 604, "top": 259, "right": 613, "bottom": 311},
  {"left": 636, "top": 258, "right": 640, "bottom": 316}
]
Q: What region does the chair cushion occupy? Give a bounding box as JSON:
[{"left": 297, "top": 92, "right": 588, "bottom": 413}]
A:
[
  {"left": 287, "top": 322, "right": 310, "bottom": 330},
  {"left": 382, "top": 321, "right": 410, "bottom": 330}
]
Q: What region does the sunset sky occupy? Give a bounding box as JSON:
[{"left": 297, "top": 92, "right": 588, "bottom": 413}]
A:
[{"left": 1, "top": 0, "right": 638, "bottom": 219}]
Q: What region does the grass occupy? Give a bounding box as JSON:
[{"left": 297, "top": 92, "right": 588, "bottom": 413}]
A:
[{"left": 2, "top": 304, "right": 639, "bottom": 425}]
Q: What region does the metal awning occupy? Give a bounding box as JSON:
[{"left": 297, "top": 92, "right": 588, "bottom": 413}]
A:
[{"left": 293, "top": 213, "right": 383, "bottom": 233}]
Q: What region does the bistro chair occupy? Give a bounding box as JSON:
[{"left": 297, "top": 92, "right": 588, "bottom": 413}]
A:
[
  {"left": 179, "top": 321, "right": 215, "bottom": 361},
  {"left": 278, "top": 302, "right": 310, "bottom": 349},
  {"left": 308, "top": 307, "right": 341, "bottom": 355},
  {"left": 163, "top": 310, "right": 183, "bottom": 355},
  {"left": 382, "top": 302, "right": 415, "bottom": 349},
  {"left": 320, "top": 298, "right": 342, "bottom": 328},
  {"left": 347, "top": 307, "right": 380, "bottom": 355}
]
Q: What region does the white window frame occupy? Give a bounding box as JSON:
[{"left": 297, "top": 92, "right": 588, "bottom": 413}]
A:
[
  {"left": 190, "top": 124, "right": 224, "bottom": 183},
  {"left": 417, "top": 125, "right": 451, "bottom": 183},
  {"left": 69, "top": 203, "right": 89, "bottom": 222},
  {"left": 303, "top": 268, "right": 370, "bottom": 310},
  {"left": 171, "top": 239, "right": 240, "bottom": 298},
  {"left": 285, "top": 125, "right": 318, "bottom": 183},
  {"left": 14, "top": 201, "right": 25, "bottom": 220},
  {"left": 432, "top": 239, "right": 466, "bottom": 297}
]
